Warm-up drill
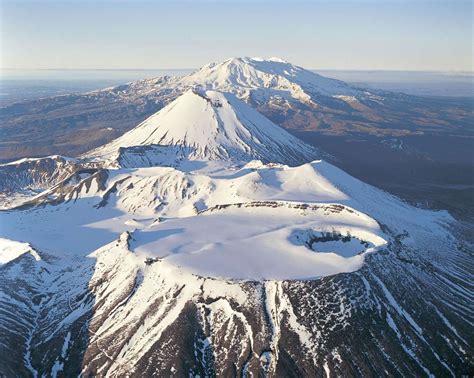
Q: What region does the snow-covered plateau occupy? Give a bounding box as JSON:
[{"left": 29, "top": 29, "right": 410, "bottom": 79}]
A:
[{"left": 0, "top": 62, "right": 472, "bottom": 377}]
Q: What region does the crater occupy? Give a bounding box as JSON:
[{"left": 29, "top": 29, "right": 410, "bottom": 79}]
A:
[
  {"left": 290, "top": 229, "right": 375, "bottom": 258},
  {"left": 131, "top": 202, "right": 387, "bottom": 280}
]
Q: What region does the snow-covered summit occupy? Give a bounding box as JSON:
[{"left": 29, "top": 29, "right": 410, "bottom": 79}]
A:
[
  {"left": 84, "top": 56, "right": 368, "bottom": 109},
  {"left": 87, "top": 89, "right": 318, "bottom": 167},
  {"left": 179, "top": 56, "right": 363, "bottom": 100}
]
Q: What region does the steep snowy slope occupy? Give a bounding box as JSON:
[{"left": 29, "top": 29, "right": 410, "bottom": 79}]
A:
[{"left": 86, "top": 89, "right": 318, "bottom": 167}]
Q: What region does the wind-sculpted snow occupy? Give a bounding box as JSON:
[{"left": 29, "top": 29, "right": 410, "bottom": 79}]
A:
[
  {"left": 0, "top": 68, "right": 472, "bottom": 375},
  {"left": 0, "top": 238, "right": 40, "bottom": 265}
]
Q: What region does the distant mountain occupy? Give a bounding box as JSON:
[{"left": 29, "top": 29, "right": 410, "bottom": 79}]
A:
[
  {"left": 1, "top": 57, "right": 472, "bottom": 162},
  {"left": 0, "top": 67, "right": 472, "bottom": 376},
  {"left": 177, "top": 57, "right": 365, "bottom": 99}
]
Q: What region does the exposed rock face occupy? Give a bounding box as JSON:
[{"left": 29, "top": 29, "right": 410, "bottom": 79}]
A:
[
  {"left": 0, "top": 156, "right": 104, "bottom": 209},
  {"left": 0, "top": 155, "right": 77, "bottom": 192}
]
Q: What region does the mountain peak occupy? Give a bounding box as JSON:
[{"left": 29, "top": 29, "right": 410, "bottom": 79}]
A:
[
  {"left": 87, "top": 89, "right": 318, "bottom": 167},
  {"left": 180, "top": 56, "right": 361, "bottom": 99},
  {"left": 191, "top": 56, "right": 303, "bottom": 84},
  {"left": 223, "top": 56, "right": 289, "bottom": 65}
]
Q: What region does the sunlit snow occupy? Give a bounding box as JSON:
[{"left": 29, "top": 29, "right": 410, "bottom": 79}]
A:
[{"left": 0, "top": 84, "right": 452, "bottom": 280}]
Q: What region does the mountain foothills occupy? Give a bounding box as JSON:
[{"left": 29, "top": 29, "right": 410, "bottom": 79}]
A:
[
  {"left": 0, "top": 57, "right": 472, "bottom": 161},
  {"left": 0, "top": 59, "right": 473, "bottom": 376}
]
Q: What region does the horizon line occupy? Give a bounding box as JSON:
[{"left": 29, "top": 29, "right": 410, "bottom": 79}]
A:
[{"left": 2, "top": 67, "right": 473, "bottom": 74}]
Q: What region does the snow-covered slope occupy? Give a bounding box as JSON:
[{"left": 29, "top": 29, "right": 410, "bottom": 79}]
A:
[{"left": 87, "top": 89, "right": 318, "bottom": 167}]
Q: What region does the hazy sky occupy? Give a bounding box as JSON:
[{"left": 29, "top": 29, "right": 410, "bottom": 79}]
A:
[{"left": 1, "top": 0, "right": 472, "bottom": 71}]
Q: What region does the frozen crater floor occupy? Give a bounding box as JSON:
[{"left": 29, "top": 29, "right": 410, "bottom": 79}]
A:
[{"left": 131, "top": 202, "right": 386, "bottom": 280}]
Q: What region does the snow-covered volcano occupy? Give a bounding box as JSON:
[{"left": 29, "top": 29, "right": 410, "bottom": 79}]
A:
[
  {"left": 0, "top": 60, "right": 472, "bottom": 376},
  {"left": 84, "top": 56, "right": 368, "bottom": 116},
  {"left": 87, "top": 89, "right": 318, "bottom": 167},
  {"left": 178, "top": 57, "right": 364, "bottom": 101}
]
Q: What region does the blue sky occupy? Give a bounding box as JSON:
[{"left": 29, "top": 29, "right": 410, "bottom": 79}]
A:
[{"left": 1, "top": 0, "right": 472, "bottom": 71}]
